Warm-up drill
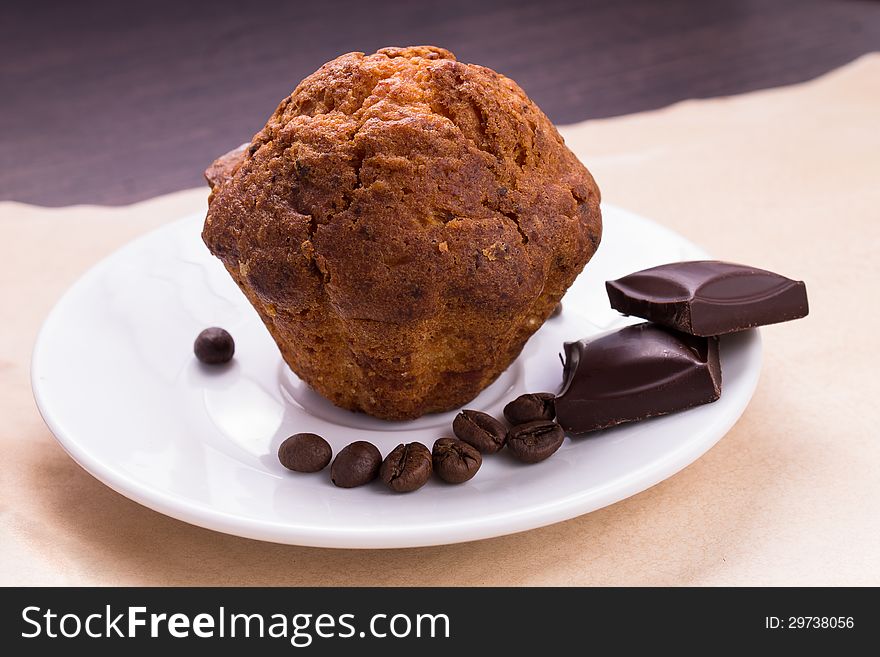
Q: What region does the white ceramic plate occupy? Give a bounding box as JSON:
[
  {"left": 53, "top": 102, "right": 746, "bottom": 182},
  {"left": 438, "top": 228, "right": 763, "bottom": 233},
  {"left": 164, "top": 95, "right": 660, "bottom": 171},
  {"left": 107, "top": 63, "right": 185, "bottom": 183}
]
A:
[{"left": 32, "top": 204, "right": 761, "bottom": 548}]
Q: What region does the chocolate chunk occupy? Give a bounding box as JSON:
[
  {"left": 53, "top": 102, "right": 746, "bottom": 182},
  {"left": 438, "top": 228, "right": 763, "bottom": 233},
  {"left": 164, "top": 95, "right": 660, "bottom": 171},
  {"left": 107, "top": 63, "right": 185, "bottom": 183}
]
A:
[
  {"left": 606, "top": 260, "right": 808, "bottom": 336},
  {"left": 503, "top": 393, "right": 555, "bottom": 424},
  {"left": 278, "top": 433, "right": 332, "bottom": 473},
  {"left": 331, "top": 441, "right": 381, "bottom": 488},
  {"left": 432, "top": 437, "right": 482, "bottom": 483},
  {"left": 507, "top": 420, "right": 565, "bottom": 463},
  {"left": 193, "top": 327, "right": 235, "bottom": 364},
  {"left": 452, "top": 410, "right": 507, "bottom": 454},
  {"left": 555, "top": 323, "right": 721, "bottom": 434},
  {"left": 380, "top": 442, "right": 432, "bottom": 493}
]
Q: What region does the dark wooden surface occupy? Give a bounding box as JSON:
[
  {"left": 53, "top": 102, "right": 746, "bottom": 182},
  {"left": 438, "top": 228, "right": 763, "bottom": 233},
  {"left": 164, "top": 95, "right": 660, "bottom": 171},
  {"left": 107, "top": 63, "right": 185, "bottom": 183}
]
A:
[{"left": 2, "top": 0, "right": 878, "bottom": 206}]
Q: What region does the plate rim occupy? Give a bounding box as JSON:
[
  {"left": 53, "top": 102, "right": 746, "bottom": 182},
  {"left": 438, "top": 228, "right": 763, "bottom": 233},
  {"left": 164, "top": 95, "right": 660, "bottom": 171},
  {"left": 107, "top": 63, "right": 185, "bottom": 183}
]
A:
[{"left": 31, "top": 203, "right": 763, "bottom": 548}]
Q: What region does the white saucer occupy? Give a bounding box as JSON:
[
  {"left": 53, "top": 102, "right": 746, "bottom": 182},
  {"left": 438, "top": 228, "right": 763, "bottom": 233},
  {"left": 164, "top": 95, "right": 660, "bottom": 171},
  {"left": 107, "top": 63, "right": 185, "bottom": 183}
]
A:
[{"left": 32, "top": 204, "right": 762, "bottom": 548}]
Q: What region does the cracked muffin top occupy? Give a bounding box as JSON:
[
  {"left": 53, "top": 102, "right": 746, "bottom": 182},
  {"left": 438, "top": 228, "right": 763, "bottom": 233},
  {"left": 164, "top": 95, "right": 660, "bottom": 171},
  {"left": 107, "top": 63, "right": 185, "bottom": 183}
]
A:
[
  {"left": 202, "top": 45, "right": 601, "bottom": 419},
  {"left": 203, "top": 45, "right": 600, "bottom": 322}
]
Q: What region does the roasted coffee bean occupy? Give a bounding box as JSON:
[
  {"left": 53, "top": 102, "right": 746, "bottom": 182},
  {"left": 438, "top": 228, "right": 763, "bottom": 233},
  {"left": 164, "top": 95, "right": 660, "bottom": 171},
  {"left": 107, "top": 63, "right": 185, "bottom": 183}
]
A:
[
  {"left": 551, "top": 302, "right": 563, "bottom": 318},
  {"left": 278, "top": 433, "right": 332, "bottom": 473},
  {"left": 432, "top": 437, "right": 482, "bottom": 484},
  {"left": 452, "top": 410, "right": 507, "bottom": 454},
  {"left": 507, "top": 420, "right": 565, "bottom": 463},
  {"left": 503, "top": 392, "right": 556, "bottom": 424},
  {"left": 331, "top": 441, "right": 381, "bottom": 488},
  {"left": 380, "top": 442, "right": 432, "bottom": 493},
  {"left": 194, "top": 327, "right": 235, "bottom": 364}
]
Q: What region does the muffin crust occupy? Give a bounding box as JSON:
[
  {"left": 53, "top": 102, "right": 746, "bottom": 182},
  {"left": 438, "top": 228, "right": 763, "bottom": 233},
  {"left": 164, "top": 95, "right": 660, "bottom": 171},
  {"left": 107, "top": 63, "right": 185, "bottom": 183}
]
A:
[{"left": 203, "top": 46, "right": 601, "bottom": 420}]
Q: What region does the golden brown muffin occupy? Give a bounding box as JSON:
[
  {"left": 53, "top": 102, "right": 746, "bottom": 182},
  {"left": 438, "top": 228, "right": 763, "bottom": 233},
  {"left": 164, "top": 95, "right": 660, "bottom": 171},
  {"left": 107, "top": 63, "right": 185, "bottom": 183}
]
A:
[{"left": 203, "top": 46, "right": 601, "bottom": 420}]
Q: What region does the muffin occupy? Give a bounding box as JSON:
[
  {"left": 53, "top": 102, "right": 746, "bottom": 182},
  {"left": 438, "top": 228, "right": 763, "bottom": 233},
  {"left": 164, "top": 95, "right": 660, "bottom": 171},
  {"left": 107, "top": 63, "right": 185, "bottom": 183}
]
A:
[{"left": 203, "top": 46, "right": 601, "bottom": 420}]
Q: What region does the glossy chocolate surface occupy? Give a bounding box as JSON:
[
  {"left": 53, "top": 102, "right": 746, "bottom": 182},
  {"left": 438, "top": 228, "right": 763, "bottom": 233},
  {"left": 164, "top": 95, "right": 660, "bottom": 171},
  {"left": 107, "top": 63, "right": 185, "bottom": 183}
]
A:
[
  {"left": 606, "top": 260, "right": 808, "bottom": 336},
  {"left": 555, "top": 323, "right": 721, "bottom": 434}
]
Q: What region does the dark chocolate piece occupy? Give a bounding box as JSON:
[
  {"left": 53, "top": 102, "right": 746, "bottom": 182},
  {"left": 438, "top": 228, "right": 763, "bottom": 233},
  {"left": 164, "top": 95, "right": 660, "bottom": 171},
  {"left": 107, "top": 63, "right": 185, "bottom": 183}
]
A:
[
  {"left": 555, "top": 323, "right": 721, "bottom": 434},
  {"left": 606, "top": 260, "right": 808, "bottom": 336}
]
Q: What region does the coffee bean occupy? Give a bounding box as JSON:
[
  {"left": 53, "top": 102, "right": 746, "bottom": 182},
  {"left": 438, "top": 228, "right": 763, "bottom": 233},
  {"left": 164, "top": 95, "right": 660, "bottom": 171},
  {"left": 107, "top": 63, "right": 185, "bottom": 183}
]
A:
[
  {"left": 503, "top": 392, "right": 556, "bottom": 424},
  {"left": 452, "top": 410, "right": 507, "bottom": 454},
  {"left": 380, "top": 442, "right": 432, "bottom": 493},
  {"left": 507, "top": 420, "right": 565, "bottom": 463},
  {"left": 551, "top": 302, "right": 563, "bottom": 318},
  {"left": 278, "top": 433, "right": 332, "bottom": 473},
  {"left": 432, "top": 437, "right": 482, "bottom": 484},
  {"left": 331, "top": 441, "right": 381, "bottom": 488},
  {"left": 194, "top": 327, "right": 235, "bottom": 364}
]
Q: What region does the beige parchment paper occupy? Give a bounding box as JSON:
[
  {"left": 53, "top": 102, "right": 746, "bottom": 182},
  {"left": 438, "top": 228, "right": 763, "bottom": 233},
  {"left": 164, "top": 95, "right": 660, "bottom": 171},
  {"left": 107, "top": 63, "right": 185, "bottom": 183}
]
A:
[{"left": 1, "top": 55, "right": 878, "bottom": 585}]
